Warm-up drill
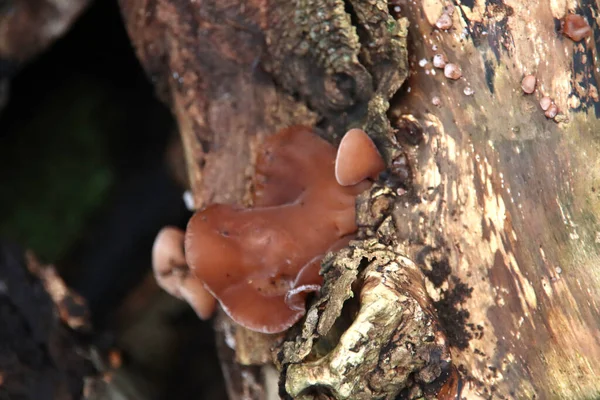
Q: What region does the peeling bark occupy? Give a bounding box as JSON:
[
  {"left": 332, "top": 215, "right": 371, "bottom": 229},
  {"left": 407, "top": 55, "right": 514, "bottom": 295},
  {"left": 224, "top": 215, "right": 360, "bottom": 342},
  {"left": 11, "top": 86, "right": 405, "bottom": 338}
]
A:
[
  {"left": 280, "top": 240, "right": 451, "bottom": 400},
  {"left": 119, "top": 0, "right": 600, "bottom": 399}
]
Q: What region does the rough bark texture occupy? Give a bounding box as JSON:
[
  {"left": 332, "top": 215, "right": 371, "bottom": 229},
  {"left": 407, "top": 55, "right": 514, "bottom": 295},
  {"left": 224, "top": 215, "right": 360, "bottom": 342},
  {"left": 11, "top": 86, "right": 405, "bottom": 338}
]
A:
[
  {"left": 119, "top": 0, "right": 600, "bottom": 399},
  {"left": 386, "top": 1, "right": 600, "bottom": 398},
  {"left": 118, "top": 0, "right": 408, "bottom": 210},
  {"left": 279, "top": 240, "right": 452, "bottom": 400}
]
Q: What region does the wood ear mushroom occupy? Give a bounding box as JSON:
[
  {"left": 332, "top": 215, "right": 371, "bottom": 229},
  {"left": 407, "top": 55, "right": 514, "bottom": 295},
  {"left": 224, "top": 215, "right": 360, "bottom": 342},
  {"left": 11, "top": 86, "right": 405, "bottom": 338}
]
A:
[{"left": 154, "top": 126, "right": 385, "bottom": 333}]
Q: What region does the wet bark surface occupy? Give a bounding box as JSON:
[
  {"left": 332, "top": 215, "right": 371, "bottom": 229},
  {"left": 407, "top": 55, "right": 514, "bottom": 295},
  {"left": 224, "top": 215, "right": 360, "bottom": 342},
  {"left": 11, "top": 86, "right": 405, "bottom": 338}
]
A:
[{"left": 118, "top": 0, "right": 600, "bottom": 399}]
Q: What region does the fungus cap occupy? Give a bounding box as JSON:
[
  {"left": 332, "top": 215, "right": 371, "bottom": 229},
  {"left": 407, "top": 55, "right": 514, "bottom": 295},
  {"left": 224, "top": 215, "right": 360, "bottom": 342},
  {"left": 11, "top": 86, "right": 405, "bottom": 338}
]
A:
[
  {"left": 152, "top": 226, "right": 216, "bottom": 319},
  {"left": 335, "top": 128, "right": 385, "bottom": 187},
  {"left": 562, "top": 14, "right": 591, "bottom": 42},
  {"left": 185, "top": 126, "right": 371, "bottom": 333}
]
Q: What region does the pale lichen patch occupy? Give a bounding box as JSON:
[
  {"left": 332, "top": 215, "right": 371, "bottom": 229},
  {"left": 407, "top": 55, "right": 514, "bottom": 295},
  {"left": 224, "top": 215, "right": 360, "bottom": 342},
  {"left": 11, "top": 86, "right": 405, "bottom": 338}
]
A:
[{"left": 281, "top": 242, "right": 450, "bottom": 399}]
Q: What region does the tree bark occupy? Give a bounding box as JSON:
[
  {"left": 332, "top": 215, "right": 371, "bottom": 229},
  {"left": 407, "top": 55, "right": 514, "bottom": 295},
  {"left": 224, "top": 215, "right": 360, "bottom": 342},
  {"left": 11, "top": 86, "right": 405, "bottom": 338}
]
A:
[
  {"left": 118, "top": 0, "right": 600, "bottom": 399},
  {"left": 387, "top": 1, "right": 600, "bottom": 398}
]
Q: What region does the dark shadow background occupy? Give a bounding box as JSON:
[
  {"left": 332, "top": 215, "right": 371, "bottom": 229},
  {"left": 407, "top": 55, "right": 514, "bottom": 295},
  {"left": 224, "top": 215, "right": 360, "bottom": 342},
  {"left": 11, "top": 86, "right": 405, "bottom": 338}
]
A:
[{"left": 0, "top": 1, "right": 226, "bottom": 398}]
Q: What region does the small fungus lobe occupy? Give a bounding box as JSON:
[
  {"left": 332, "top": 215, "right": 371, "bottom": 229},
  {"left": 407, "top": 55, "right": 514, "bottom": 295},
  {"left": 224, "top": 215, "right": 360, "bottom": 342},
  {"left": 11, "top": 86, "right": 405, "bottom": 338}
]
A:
[
  {"left": 185, "top": 126, "right": 382, "bottom": 333},
  {"left": 521, "top": 75, "right": 536, "bottom": 94},
  {"left": 433, "top": 54, "right": 447, "bottom": 69},
  {"left": 545, "top": 103, "right": 559, "bottom": 119},
  {"left": 435, "top": 13, "right": 453, "bottom": 30},
  {"left": 335, "top": 128, "right": 385, "bottom": 186},
  {"left": 152, "top": 226, "right": 216, "bottom": 319},
  {"left": 539, "top": 96, "right": 552, "bottom": 111},
  {"left": 444, "top": 63, "right": 462, "bottom": 80},
  {"left": 562, "top": 14, "right": 592, "bottom": 42}
]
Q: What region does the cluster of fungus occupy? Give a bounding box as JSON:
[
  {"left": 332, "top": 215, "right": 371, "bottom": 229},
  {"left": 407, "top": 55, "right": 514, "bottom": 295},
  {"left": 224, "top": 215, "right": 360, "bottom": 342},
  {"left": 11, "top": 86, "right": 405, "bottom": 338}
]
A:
[
  {"left": 152, "top": 126, "right": 385, "bottom": 333},
  {"left": 434, "top": 4, "right": 455, "bottom": 31},
  {"left": 519, "top": 74, "right": 561, "bottom": 119},
  {"left": 517, "top": 13, "right": 593, "bottom": 122},
  {"left": 562, "top": 14, "right": 592, "bottom": 42}
]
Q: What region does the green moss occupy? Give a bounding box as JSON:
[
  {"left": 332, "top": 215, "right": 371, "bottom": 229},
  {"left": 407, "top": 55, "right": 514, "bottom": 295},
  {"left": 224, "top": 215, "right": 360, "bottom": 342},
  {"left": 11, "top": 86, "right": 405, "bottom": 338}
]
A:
[
  {"left": 386, "top": 19, "right": 396, "bottom": 34},
  {"left": 0, "top": 79, "right": 115, "bottom": 262}
]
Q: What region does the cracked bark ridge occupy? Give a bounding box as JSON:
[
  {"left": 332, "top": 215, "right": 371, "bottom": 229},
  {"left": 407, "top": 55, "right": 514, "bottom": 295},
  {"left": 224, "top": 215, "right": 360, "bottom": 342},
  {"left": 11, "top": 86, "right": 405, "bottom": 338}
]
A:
[
  {"left": 355, "top": 182, "right": 399, "bottom": 243},
  {"left": 265, "top": 0, "right": 409, "bottom": 153},
  {"left": 349, "top": 0, "right": 408, "bottom": 163},
  {"left": 279, "top": 240, "right": 451, "bottom": 400},
  {"left": 265, "top": 0, "right": 373, "bottom": 119},
  {"left": 0, "top": 242, "right": 96, "bottom": 400},
  {"left": 119, "top": 0, "right": 408, "bottom": 210}
]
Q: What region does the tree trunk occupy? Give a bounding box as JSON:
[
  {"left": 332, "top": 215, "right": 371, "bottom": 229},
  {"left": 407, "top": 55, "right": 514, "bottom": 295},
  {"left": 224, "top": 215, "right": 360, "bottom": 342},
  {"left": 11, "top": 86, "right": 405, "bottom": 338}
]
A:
[
  {"left": 118, "top": 0, "right": 600, "bottom": 399},
  {"left": 389, "top": 1, "right": 600, "bottom": 398}
]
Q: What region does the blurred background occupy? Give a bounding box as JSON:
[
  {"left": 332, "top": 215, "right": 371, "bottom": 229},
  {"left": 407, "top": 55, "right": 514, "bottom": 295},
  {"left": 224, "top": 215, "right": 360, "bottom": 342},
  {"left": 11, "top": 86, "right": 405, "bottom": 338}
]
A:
[{"left": 0, "top": 1, "right": 227, "bottom": 398}]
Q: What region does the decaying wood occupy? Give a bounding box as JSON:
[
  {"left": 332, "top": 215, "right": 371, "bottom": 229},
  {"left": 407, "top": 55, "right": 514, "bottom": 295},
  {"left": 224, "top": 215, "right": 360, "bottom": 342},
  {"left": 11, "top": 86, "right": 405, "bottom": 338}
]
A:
[
  {"left": 118, "top": 0, "right": 600, "bottom": 399},
  {"left": 279, "top": 240, "right": 452, "bottom": 399},
  {"left": 0, "top": 242, "right": 157, "bottom": 400},
  {"left": 384, "top": 1, "right": 600, "bottom": 398},
  {"left": 118, "top": 1, "right": 413, "bottom": 397},
  {"left": 0, "top": 242, "right": 94, "bottom": 399},
  {"left": 119, "top": 0, "right": 314, "bottom": 210}
]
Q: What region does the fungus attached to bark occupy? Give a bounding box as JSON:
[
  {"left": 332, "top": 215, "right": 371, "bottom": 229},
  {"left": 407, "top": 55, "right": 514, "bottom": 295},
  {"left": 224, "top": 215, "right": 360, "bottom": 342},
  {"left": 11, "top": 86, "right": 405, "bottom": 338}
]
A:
[
  {"left": 335, "top": 128, "right": 386, "bottom": 187},
  {"left": 435, "top": 13, "right": 453, "bottom": 30},
  {"left": 539, "top": 96, "right": 552, "bottom": 111},
  {"left": 545, "top": 103, "right": 559, "bottom": 119},
  {"left": 444, "top": 63, "right": 462, "bottom": 80},
  {"left": 562, "top": 14, "right": 592, "bottom": 42},
  {"left": 152, "top": 226, "right": 216, "bottom": 319},
  {"left": 432, "top": 54, "right": 447, "bottom": 69},
  {"left": 184, "top": 126, "right": 384, "bottom": 333},
  {"left": 521, "top": 74, "right": 536, "bottom": 94}
]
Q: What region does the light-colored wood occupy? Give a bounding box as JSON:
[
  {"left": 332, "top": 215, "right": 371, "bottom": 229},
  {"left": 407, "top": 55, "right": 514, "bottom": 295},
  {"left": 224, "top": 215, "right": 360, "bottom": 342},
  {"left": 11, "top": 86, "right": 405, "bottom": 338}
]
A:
[{"left": 390, "top": 0, "right": 600, "bottom": 398}]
